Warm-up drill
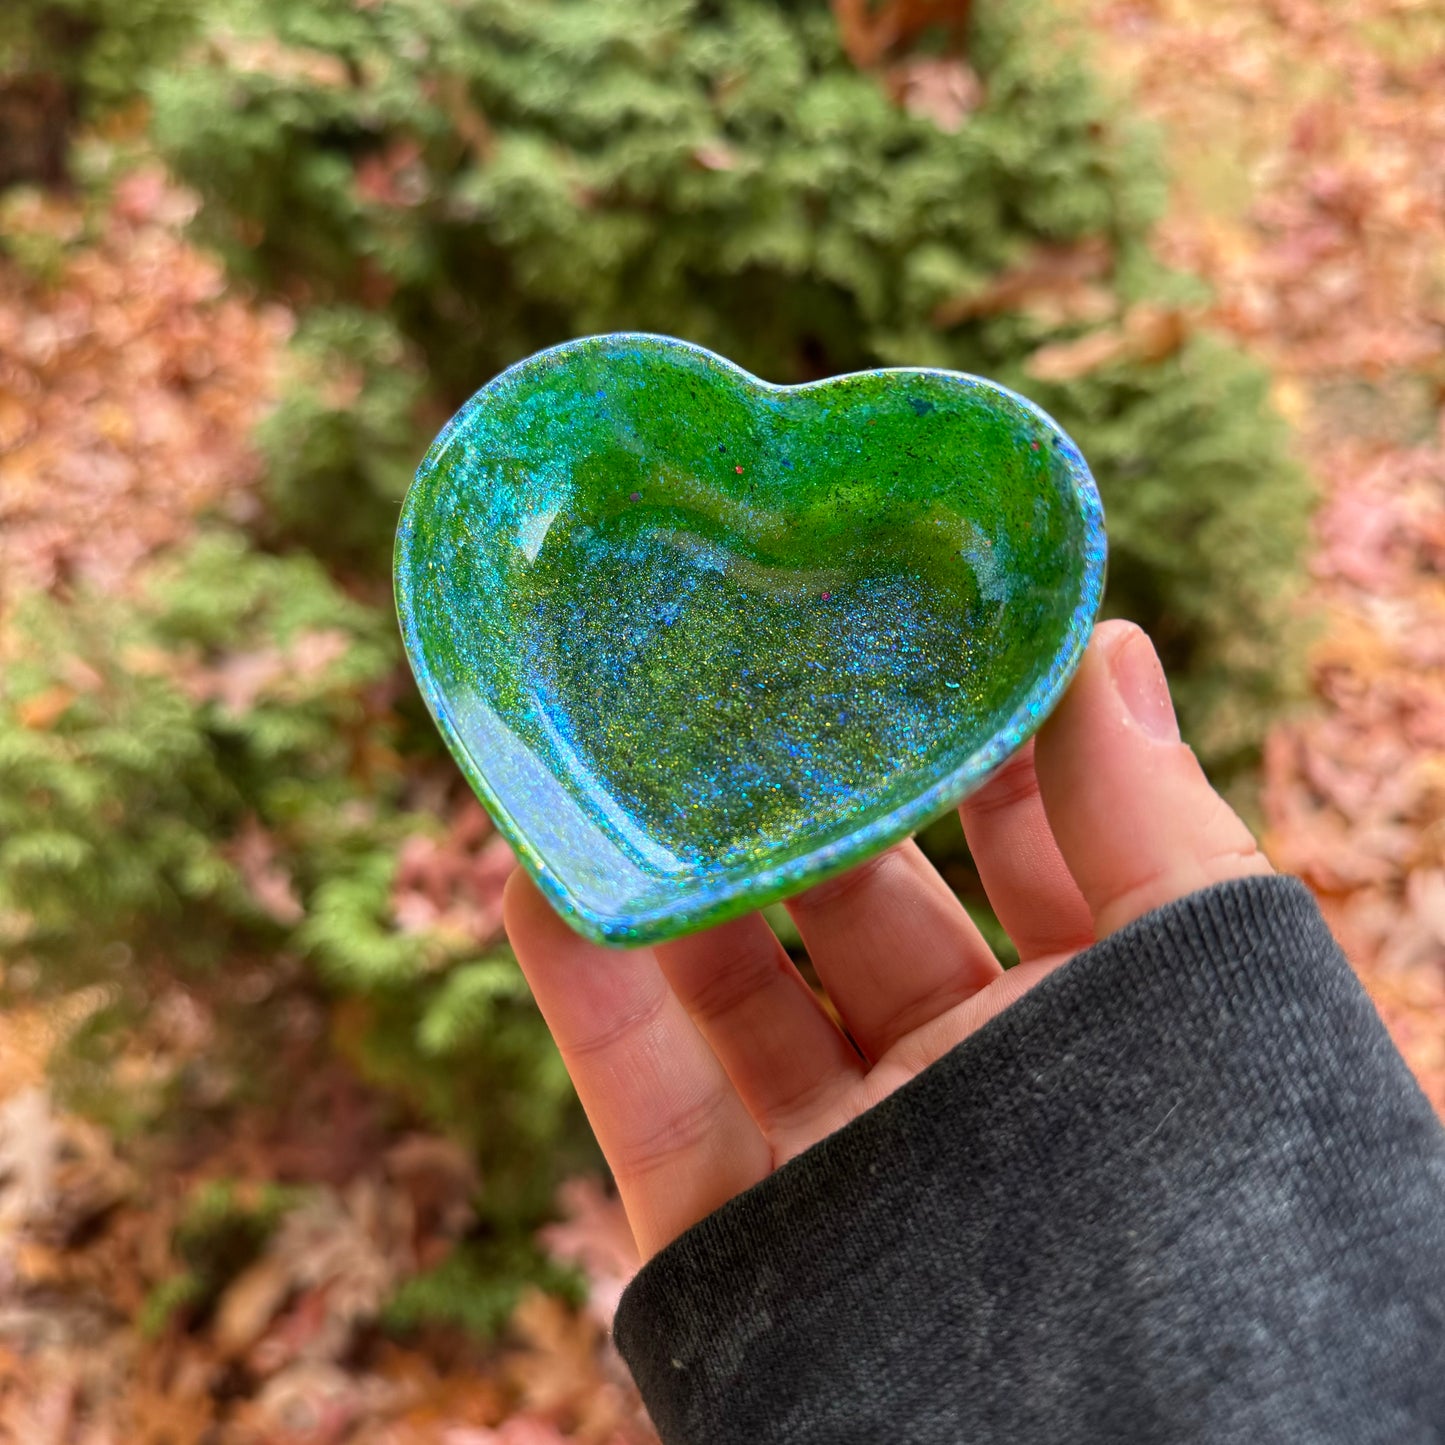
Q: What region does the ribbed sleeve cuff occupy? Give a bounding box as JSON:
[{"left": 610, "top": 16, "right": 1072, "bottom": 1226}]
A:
[{"left": 613, "top": 875, "right": 1445, "bottom": 1445}]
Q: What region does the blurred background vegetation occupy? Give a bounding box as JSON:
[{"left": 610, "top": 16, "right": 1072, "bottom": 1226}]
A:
[{"left": 1, "top": 0, "right": 1440, "bottom": 1438}]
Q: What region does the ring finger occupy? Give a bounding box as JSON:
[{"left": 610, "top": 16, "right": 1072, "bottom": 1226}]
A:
[
  {"left": 784, "top": 840, "right": 1002, "bottom": 1063},
  {"left": 655, "top": 912, "right": 866, "bottom": 1161}
]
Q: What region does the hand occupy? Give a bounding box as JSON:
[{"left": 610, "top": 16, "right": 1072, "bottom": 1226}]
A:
[{"left": 503, "top": 620, "right": 1273, "bottom": 1260}]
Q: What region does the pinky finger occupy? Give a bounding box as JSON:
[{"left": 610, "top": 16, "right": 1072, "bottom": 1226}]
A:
[{"left": 503, "top": 871, "right": 772, "bottom": 1260}]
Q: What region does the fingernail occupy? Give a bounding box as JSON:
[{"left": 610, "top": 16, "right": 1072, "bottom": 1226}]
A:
[{"left": 1107, "top": 629, "right": 1181, "bottom": 743}]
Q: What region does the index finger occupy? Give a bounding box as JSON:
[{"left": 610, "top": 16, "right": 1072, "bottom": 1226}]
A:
[{"left": 1034, "top": 622, "right": 1272, "bottom": 940}]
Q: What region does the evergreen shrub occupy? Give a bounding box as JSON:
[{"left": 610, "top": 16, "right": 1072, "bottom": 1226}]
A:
[{"left": 148, "top": 0, "right": 1311, "bottom": 766}]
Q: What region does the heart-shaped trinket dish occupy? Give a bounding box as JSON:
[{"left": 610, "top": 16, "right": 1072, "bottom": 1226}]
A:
[{"left": 395, "top": 334, "right": 1105, "bottom": 945}]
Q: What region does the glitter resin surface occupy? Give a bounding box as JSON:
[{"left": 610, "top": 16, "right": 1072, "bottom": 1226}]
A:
[{"left": 395, "top": 334, "right": 1106, "bottom": 946}]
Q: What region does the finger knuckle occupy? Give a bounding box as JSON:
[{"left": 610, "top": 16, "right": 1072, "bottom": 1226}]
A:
[
  {"left": 964, "top": 750, "right": 1042, "bottom": 821},
  {"left": 613, "top": 1086, "right": 732, "bottom": 1179},
  {"left": 564, "top": 984, "right": 669, "bottom": 1061}
]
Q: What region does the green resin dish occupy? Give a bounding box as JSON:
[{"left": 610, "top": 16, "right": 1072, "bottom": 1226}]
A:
[{"left": 395, "top": 334, "right": 1105, "bottom": 946}]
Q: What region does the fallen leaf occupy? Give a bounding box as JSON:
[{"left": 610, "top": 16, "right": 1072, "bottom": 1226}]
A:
[
  {"left": 392, "top": 798, "right": 515, "bottom": 946},
  {"left": 690, "top": 141, "right": 740, "bottom": 172},
  {"left": 384, "top": 1134, "right": 478, "bottom": 1264},
  {"left": 13, "top": 686, "right": 74, "bottom": 730},
  {"left": 1025, "top": 304, "right": 1191, "bottom": 381},
  {"left": 537, "top": 1177, "right": 639, "bottom": 1327},
  {"left": 889, "top": 56, "right": 983, "bottom": 133},
  {"left": 445, "top": 1418, "right": 572, "bottom": 1445},
  {"left": 227, "top": 814, "right": 305, "bottom": 926},
  {"left": 1024, "top": 327, "right": 1130, "bottom": 382},
  {"left": 209, "top": 32, "right": 352, "bottom": 89},
  {"left": 243, "top": 1360, "right": 398, "bottom": 1443},
  {"left": 241, "top": 1179, "right": 412, "bottom": 1375},
  {"left": 832, "top": 0, "right": 975, "bottom": 69},
  {"left": 932, "top": 238, "right": 1114, "bottom": 329},
  {"left": 213, "top": 1253, "right": 298, "bottom": 1360}
]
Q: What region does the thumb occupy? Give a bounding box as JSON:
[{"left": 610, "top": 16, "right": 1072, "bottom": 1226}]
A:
[{"left": 1033, "top": 620, "right": 1273, "bottom": 940}]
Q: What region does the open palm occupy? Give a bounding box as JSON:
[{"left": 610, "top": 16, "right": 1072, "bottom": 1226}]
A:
[{"left": 503, "top": 621, "right": 1271, "bottom": 1260}]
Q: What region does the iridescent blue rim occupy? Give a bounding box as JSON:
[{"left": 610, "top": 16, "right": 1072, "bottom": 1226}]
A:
[{"left": 396, "top": 333, "right": 1107, "bottom": 947}]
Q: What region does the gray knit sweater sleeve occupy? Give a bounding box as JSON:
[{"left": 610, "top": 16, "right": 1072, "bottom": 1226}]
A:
[{"left": 611, "top": 876, "right": 1445, "bottom": 1444}]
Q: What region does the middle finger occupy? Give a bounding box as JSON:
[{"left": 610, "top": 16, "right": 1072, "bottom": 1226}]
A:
[{"left": 960, "top": 740, "right": 1095, "bottom": 962}]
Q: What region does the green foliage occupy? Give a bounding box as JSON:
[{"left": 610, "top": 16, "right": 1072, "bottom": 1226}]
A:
[
  {"left": 145, "top": 0, "right": 1309, "bottom": 765},
  {"left": 0, "top": 0, "right": 193, "bottom": 116},
  {"left": 173, "top": 1177, "right": 305, "bottom": 1279},
  {"left": 54, "top": 995, "right": 177, "bottom": 1139},
  {"left": 0, "top": 188, "right": 76, "bottom": 279},
  {"left": 137, "top": 1271, "right": 205, "bottom": 1340},
  {"left": 139, "top": 1178, "right": 307, "bottom": 1336},
  {"left": 383, "top": 1234, "right": 586, "bottom": 1342},
  {"left": 417, "top": 956, "right": 532, "bottom": 1056},
  {"left": 0, "top": 532, "right": 395, "bottom": 968},
  {"left": 255, "top": 307, "right": 429, "bottom": 566},
  {"left": 340, "top": 970, "right": 595, "bottom": 1226},
  {"left": 0, "top": 530, "right": 595, "bottom": 1233}
]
